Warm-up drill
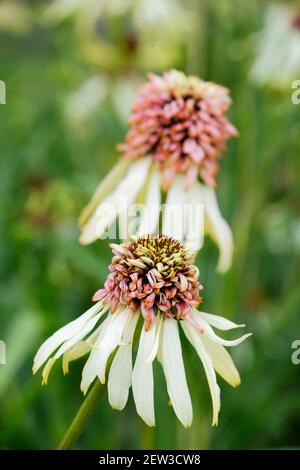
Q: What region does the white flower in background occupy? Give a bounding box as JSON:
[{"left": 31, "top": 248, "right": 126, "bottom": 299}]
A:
[
  {"left": 64, "top": 75, "right": 108, "bottom": 127},
  {"left": 79, "top": 70, "right": 238, "bottom": 273},
  {"left": 112, "top": 76, "right": 141, "bottom": 123},
  {"left": 33, "top": 235, "right": 251, "bottom": 427},
  {"left": 132, "top": 0, "right": 191, "bottom": 36},
  {"left": 42, "top": 0, "right": 191, "bottom": 70},
  {"left": 250, "top": 3, "right": 300, "bottom": 89},
  {"left": 64, "top": 73, "right": 142, "bottom": 126},
  {"left": 43, "top": 0, "right": 189, "bottom": 32},
  {"left": 0, "top": 1, "right": 32, "bottom": 34}
]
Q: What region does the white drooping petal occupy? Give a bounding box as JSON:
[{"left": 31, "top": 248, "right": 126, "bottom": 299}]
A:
[
  {"left": 108, "top": 313, "right": 139, "bottom": 410},
  {"left": 79, "top": 193, "right": 121, "bottom": 245},
  {"left": 196, "top": 311, "right": 245, "bottom": 331},
  {"left": 63, "top": 341, "right": 92, "bottom": 375},
  {"left": 156, "top": 322, "right": 164, "bottom": 366},
  {"left": 39, "top": 312, "right": 103, "bottom": 383},
  {"left": 80, "top": 157, "right": 151, "bottom": 244},
  {"left": 63, "top": 322, "right": 104, "bottom": 374},
  {"left": 80, "top": 316, "right": 110, "bottom": 394},
  {"left": 181, "top": 320, "right": 220, "bottom": 426},
  {"left": 42, "top": 358, "right": 56, "bottom": 385},
  {"left": 145, "top": 314, "right": 162, "bottom": 365},
  {"left": 200, "top": 336, "right": 240, "bottom": 388},
  {"left": 79, "top": 160, "right": 130, "bottom": 227},
  {"left": 132, "top": 321, "right": 156, "bottom": 427},
  {"left": 162, "top": 176, "right": 187, "bottom": 244},
  {"left": 33, "top": 301, "right": 103, "bottom": 373},
  {"left": 53, "top": 312, "right": 102, "bottom": 360},
  {"left": 137, "top": 169, "right": 161, "bottom": 236},
  {"left": 161, "top": 318, "right": 193, "bottom": 428},
  {"left": 184, "top": 180, "right": 205, "bottom": 252},
  {"left": 191, "top": 310, "right": 252, "bottom": 347},
  {"left": 201, "top": 183, "right": 234, "bottom": 274},
  {"left": 96, "top": 309, "right": 131, "bottom": 384}
]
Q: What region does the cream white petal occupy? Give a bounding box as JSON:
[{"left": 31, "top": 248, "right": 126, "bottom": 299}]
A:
[
  {"left": 33, "top": 301, "right": 103, "bottom": 373},
  {"left": 53, "top": 312, "right": 102, "bottom": 360},
  {"left": 79, "top": 198, "right": 119, "bottom": 245},
  {"left": 108, "top": 313, "right": 139, "bottom": 410},
  {"left": 63, "top": 341, "right": 92, "bottom": 375},
  {"left": 162, "top": 176, "right": 187, "bottom": 244},
  {"left": 83, "top": 323, "right": 103, "bottom": 344},
  {"left": 80, "top": 350, "right": 100, "bottom": 394},
  {"left": 156, "top": 326, "right": 163, "bottom": 366},
  {"left": 39, "top": 313, "right": 102, "bottom": 383},
  {"left": 96, "top": 309, "right": 131, "bottom": 384},
  {"left": 42, "top": 358, "right": 56, "bottom": 386},
  {"left": 182, "top": 320, "right": 220, "bottom": 426},
  {"left": 191, "top": 310, "right": 252, "bottom": 347},
  {"left": 132, "top": 322, "right": 156, "bottom": 427},
  {"left": 201, "top": 183, "right": 234, "bottom": 274},
  {"left": 184, "top": 181, "right": 205, "bottom": 252},
  {"left": 79, "top": 160, "right": 130, "bottom": 227},
  {"left": 145, "top": 314, "right": 162, "bottom": 365},
  {"left": 80, "top": 158, "right": 151, "bottom": 244},
  {"left": 64, "top": 323, "right": 103, "bottom": 375},
  {"left": 200, "top": 336, "right": 240, "bottom": 388},
  {"left": 195, "top": 311, "right": 245, "bottom": 330},
  {"left": 161, "top": 318, "right": 193, "bottom": 428},
  {"left": 137, "top": 169, "right": 161, "bottom": 236},
  {"left": 80, "top": 316, "right": 110, "bottom": 394}
]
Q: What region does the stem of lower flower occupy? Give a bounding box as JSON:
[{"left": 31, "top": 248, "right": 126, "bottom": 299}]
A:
[
  {"left": 141, "top": 422, "right": 154, "bottom": 450},
  {"left": 58, "top": 380, "right": 104, "bottom": 450}
]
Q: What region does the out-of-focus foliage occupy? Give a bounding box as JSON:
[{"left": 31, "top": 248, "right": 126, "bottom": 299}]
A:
[{"left": 0, "top": 0, "right": 300, "bottom": 450}]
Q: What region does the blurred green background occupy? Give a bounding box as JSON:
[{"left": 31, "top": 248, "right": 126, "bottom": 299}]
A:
[{"left": 1, "top": 0, "right": 300, "bottom": 450}]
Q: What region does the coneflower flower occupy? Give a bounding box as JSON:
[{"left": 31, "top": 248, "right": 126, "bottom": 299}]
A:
[
  {"left": 79, "top": 70, "right": 238, "bottom": 273},
  {"left": 33, "top": 235, "right": 251, "bottom": 427},
  {"left": 250, "top": 3, "right": 300, "bottom": 89}
]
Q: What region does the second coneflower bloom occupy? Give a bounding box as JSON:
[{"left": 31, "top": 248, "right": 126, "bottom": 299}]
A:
[
  {"left": 79, "top": 70, "right": 238, "bottom": 273},
  {"left": 33, "top": 235, "right": 250, "bottom": 427},
  {"left": 250, "top": 3, "right": 300, "bottom": 89}
]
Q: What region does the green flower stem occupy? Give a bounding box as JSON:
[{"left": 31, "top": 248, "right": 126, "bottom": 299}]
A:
[
  {"left": 141, "top": 422, "right": 154, "bottom": 450},
  {"left": 58, "top": 380, "right": 104, "bottom": 450}
]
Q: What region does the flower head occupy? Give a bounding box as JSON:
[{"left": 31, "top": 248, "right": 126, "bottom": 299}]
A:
[
  {"left": 117, "top": 70, "right": 238, "bottom": 190},
  {"left": 79, "top": 71, "right": 236, "bottom": 273},
  {"left": 93, "top": 235, "right": 202, "bottom": 330},
  {"left": 33, "top": 235, "right": 251, "bottom": 427}
]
